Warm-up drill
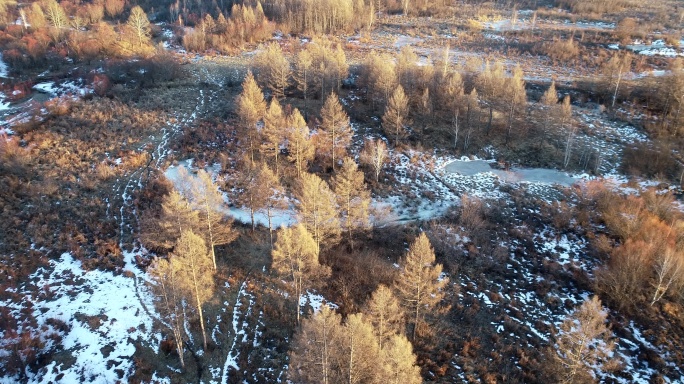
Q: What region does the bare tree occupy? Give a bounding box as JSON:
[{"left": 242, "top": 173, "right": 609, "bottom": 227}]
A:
[
  {"left": 603, "top": 52, "right": 632, "bottom": 108},
  {"left": 256, "top": 163, "right": 286, "bottom": 247},
  {"left": 360, "top": 138, "right": 388, "bottom": 182},
  {"left": 560, "top": 96, "right": 575, "bottom": 169},
  {"left": 651, "top": 248, "right": 684, "bottom": 305}
]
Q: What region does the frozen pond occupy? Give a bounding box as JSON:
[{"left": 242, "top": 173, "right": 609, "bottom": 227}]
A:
[{"left": 443, "top": 159, "right": 577, "bottom": 186}]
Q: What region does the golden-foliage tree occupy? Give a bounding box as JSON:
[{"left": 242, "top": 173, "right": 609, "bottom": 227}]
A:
[
  {"left": 364, "top": 284, "right": 405, "bottom": 349},
  {"left": 253, "top": 42, "right": 291, "bottom": 99},
  {"left": 186, "top": 170, "right": 238, "bottom": 269},
  {"left": 318, "top": 93, "right": 352, "bottom": 170},
  {"left": 381, "top": 334, "right": 422, "bottom": 384},
  {"left": 364, "top": 51, "right": 397, "bottom": 109},
  {"left": 140, "top": 189, "right": 201, "bottom": 252},
  {"left": 288, "top": 305, "right": 342, "bottom": 384},
  {"left": 394, "top": 233, "right": 448, "bottom": 340},
  {"left": 503, "top": 64, "right": 526, "bottom": 144},
  {"left": 296, "top": 172, "right": 341, "bottom": 253},
  {"left": 551, "top": 296, "right": 619, "bottom": 384},
  {"left": 126, "top": 6, "right": 151, "bottom": 48},
  {"left": 261, "top": 97, "right": 286, "bottom": 175},
  {"left": 338, "top": 313, "right": 382, "bottom": 384},
  {"left": 286, "top": 108, "right": 315, "bottom": 178},
  {"left": 271, "top": 224, "right": 330, "bottom": 324},
  {"left": 305, "top": 38, "right": 349, "bottom": 98},
  {"left": 382, "top": 85, "right": 410, "bottom": 147},
  {"left": 236, "top": 71, "right": 267, "bottom": 164},
  {"left": 256, "top": 163, "right": 287, "bottom": 246},
  {"left": 332, "top": 157, "right": 371, "bottom": 249},
  {"left": 148, "top": 257, "right": 186, "bottom": 368},
  {"left": 172, "top": 230, "right": 215, "bottom": 351},
  {"left": 294, "top": 48, "right": 313, "bottom": 106},
  {"left": 288, "top": 305, "right": 422, "bottom": 384}
]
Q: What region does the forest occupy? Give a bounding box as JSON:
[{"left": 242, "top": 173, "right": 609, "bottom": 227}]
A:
[{"left": 1, "top": 0, "right": 684, "bottom": 383}]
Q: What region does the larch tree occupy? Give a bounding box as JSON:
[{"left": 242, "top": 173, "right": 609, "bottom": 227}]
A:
[
  {"left": 603, "top": 51, "right": 632, "bottom": 108},
  {"left": 104, "top": 0, "right": 124, "bottom": 18},
  {"left": 463, "top": 89, "right": 479, "bottom": 152},
  {"left": 287, "top": 108, "right": 315, "bottom": 178},
  {"left": 294, "top": 48, "right": 314, "bottom": 110},
  {"left": 439, "top": 71, "right": 464, "bottom": 148},
  {"left": 394, "top": 233, "right": 448, "bottom": 340},
  {"left": 173, "top": 230, "right": 215, "bottom": 351},
  {"left": 289, "top": 304, "right": 342, "bottom": 384},
  {"left": 365, "top": 51, "right": 397, "bottom": 109},
  {"left": 140, "top": 189, "right": 200, "bottom": 252},
  {"left": 187, "top": 170, "right": 238, "bottom": 269},
  {"left": 338, "top": 313, "right": 382, "bottom": 384},
  {"left": 236, "top": 71, "right": 267, "bottom": 165},
  {"left": 256, "top": 163, "right": 287, "bottom": 247},
  {"left": 332, "top": 157, "right": 371, "bottom": 249},
  {"left": 261, "top": 97, "right": 286, "bottom": 176},
  {"left": 359, "top": 138, "right": 388, "bottom": 182},
  {"left": 271, "top": 224, "right": 329, "bottom": 325},
  {"left": 381, "top": 334, "right": 422, "bottom": 384},
  {"left": 396, "top": 46, "right": 419, "bottom": 99},
  {"left": 364, "top": 284, "right": 405, "bottom": 349},
  {"left": 233, "top": 159, "right": 269, "bottom": 231},
  {"left": 540, "top": 81, "right": 558, "bottom": 144},
  {"left": 148, "top": 257, "right": 186, "bottom": 368},
  {"left": 504, "top": 65, "right": 527, "bottom": 144},
  {"left": 319, "top": 93, "right": 352, "bottom": 170},
  {"left": 127, "top": 5, "right": 151, "bottom": 48},
  {"left": 560, "top": 95, "right": 575, "bottom": 169},
  {"left": 552, "top": 296, "right": 620, "bottom": 384},
  {"left": 475, "top": 60, "right": 505, "bottom": 135},
  {"left": 383, "top": 85, "right": 410, "bottom": 147},
  {"left": 253, "top": 42, "right": 292, "bottom": 99},
  {"left": 296, "top": 172, "right": 341, "bottom": 253}
]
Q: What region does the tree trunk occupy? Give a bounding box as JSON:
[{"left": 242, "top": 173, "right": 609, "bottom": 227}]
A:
[
  {"left": 205, "top": 199, "right": 216, "bottom": 270},
  {"left": 195, "top": 293, "right": 207, "bottom": 350}
]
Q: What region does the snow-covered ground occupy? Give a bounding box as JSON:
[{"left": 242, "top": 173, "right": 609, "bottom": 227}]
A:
[
  {"left": 0, "top": 252, "right": 160, "bottom": 383},
  {"left": 164, "top": 160, "right": 298, "bottom": 228},
  {"left": 0, "top": 52, "right": 8, "bottom": 78},
  {"left": 625, "top": 39, "right": 684, "bottom": 58}
]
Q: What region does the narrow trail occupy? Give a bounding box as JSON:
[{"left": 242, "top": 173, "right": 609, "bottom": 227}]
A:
[{"left": 221, "top": 280, "right": 253, "bottom": 384}]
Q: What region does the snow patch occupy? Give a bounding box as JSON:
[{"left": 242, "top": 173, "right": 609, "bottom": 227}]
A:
[{"left": 17, "top": 252, "right": 160, "bottom": 383}]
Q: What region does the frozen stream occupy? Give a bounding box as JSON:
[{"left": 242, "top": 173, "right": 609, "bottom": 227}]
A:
[{"left": 443, "top": 159, "right": 577, "bottom": 186}]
